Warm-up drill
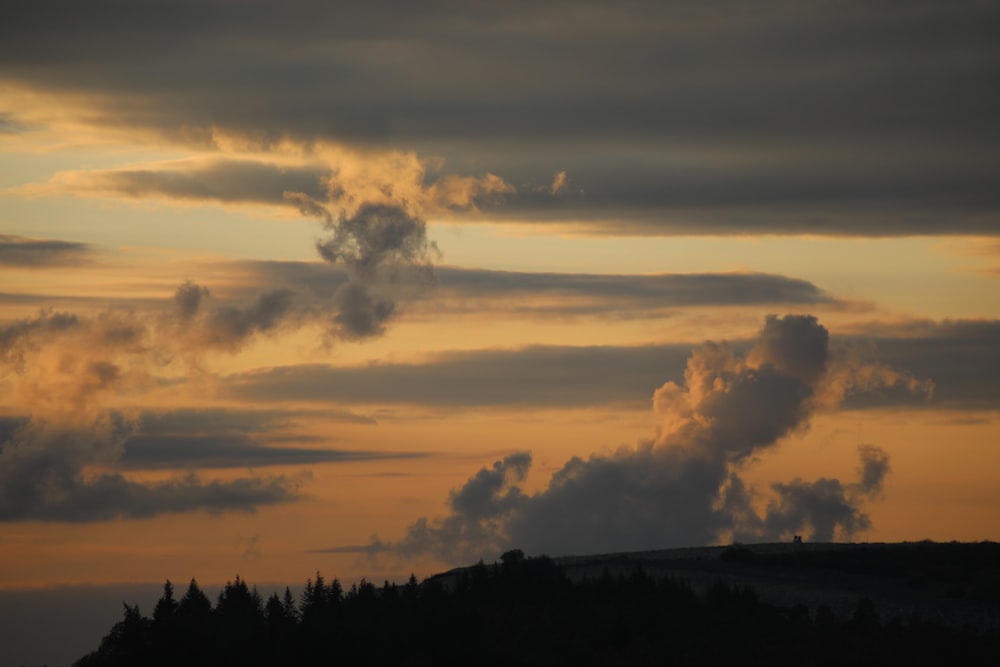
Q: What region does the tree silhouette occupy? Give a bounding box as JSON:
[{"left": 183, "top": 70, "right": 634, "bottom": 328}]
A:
[{"left": 72, "top": 545, "right": 1000, "bottom": 666}]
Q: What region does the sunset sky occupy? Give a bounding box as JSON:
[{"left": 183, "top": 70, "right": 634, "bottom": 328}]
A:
[{"left": 1, "top": 1, "right": 999, "bottom": 661}]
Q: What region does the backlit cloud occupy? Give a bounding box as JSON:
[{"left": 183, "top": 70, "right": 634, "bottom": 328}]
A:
[{"left": 359, "top": 315, "right": 901, "bottom": 562}]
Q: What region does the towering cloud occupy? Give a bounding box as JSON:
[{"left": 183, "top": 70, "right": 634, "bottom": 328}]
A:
[{"left": 372, "top": 315, "right": 913, "bottom": 562}]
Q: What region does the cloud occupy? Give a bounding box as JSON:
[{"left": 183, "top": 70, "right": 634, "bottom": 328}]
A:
[
  {"left": 0, "top": 220, "right": 435, "bottom": 521},
  {"left": 0, "top": 235, "right": 92, "bottom": 267},
  {"left": 226, "top": 344, "right": 695, "bottom": 408},
  {"left": 233, "top": 260, "right": 840, "bottom": 319},
  {"left": 0, "top": 309, "right": 157, "bottom": 415},
  {"left": 135, "top": 406, "right": 374, "bottom": 434},
  {"left": 315, "top": 202, "right": 439, "bottom": 340},
  {"left": 194, "top": 288, "right": 296, "bottom": 352},
  {"left": 15, "top": 158, "right": 328, "bottom": 208},
  {"left": 0, "top": 112, "right": 27, "bottom": 134},
  {"left": 3, "top": 1, "right": 997, "bottom": 235},
  {"left": 0, "top": 403, "right": 412, "bottom": 521},
  {"left": 229, "top": 314, "right": 977, "bottom": 411},
  {"left": 431, "top": 268, "right": 838, "bottom": 317},
  {"left": 0, "top": 309, "right": 81, "bottom": 369},
  {"left": 17, "top": 149, "right": 515, "bottom": 222},
  {"left": 0, "top": 416, "right": 298, "bottom": 522},
  {"left": 119, "top": 433, "right": 424, "bottom": 470},
  {"left": 109, "top": 404, "right": 412, "bottom": 471},
  {"left": 550, "top": 171, "right": 568, "bottom": 195},
  {"left": 839, "top": 319, "right": 999, "bottom": 410},
  {"left": 358, "top": 315, "right": 909, "bottom": 562},
  {"left": 377, "top": 453, "right": 532, "bottom": 563}
]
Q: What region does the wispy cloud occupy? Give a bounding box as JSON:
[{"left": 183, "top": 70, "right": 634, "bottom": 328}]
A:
[{"left": 0, "top": 235, "right": 93, "bottom": 268}]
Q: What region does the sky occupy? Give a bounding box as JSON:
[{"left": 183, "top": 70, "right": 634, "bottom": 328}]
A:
[{"left": 1, "top": 0, "right": 999, "bottom": 662}]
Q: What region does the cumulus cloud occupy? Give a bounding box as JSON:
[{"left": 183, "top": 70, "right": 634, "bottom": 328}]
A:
[
  {"left": 362, "top": 315, "right": 917, "bottom": 562},
  {"left": 379, "top": 453, "right": 532, "bottom": 563}
]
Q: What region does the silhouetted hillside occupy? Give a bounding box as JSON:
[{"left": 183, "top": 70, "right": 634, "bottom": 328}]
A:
[{"left": 72, "top": 543, "right": 1000, "bottom": 666}]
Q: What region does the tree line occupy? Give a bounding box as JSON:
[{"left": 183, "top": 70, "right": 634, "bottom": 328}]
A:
[{"left": 75, "top": 549, "right": 997, "bottom": 666}]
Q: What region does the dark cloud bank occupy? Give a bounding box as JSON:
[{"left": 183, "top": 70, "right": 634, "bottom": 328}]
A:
[
  {"left": 4, "top": 0, "right": 998, "bottom": 235},
  {"left": 343, "top": 316, "right": 906, "bottom": 563}
]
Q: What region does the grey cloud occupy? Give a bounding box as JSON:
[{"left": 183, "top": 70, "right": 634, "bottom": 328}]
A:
[
  {"left": 317, "top": 204, "right": 437, "bottom": 281},
  {"left": 174, "top": 280, "right": 209, "bottom": 322},
  {"left": 226, "top": 344, "right": 696, "bottom": 408},
  {"left": 200, "top": 289, "right": 295, "bottom": 350},
  {"left": 383, "top": 453, "right": 532, "bottom": 563},
  {"left": 228, "top": 314, "right": 987, "bottom": 411},
  {"left": 466, "top": 150, "right": 1000, "bottom": 236},
  {"left": 841, "top": 319, "right": 1000, "bottom": 411},
  {"left": 0, "top": 310, "right": 80, "bottom": 367},
  {"left": 0, "top": 417, "right": 298, "bottom": 522},
  {"left": 0, "top": 234, "right": 92, "bottom": 267},
  {"left": 4, "top": 1, "right": 994, "bottom": 146},
  {"left": 856, "top": 444, "right": 890, "bottom": 496},
  {"left": 284, "top": 191, "right": 332, "bottom": 223},
  {"left": 728, "top": 443, "right": 891, "bottom": 542},
  {"left": 434, "top": 268, "right": 837, "bottom": 315},
  {"left": 331, "top": 282, "right": 395, "bottom": 340},
  {"left": 0, "top": 112, "right": 27, "bottom": 134},
  {"left": 48, "top": 159, "right": 328, "bottom": 207},
  {"left": 316, "top": 203, "right": 438, "bottom": 340},
  {"left": 236, "top": 260, "right": 838, "bottom": 318},
  {"left": 164, "top": 280, "right": 301, "bottom": 353},
  {"left": 760, "top": 477, "right": 870, "bottom": 542},
  {"left": 116, "top": 406, "right": 388, "bottom": 470},
  {"left": 3, "top": 1, "right": 998, "bottom": 235},
  {"left": 120, "top": 433, "right": 423, "bottom": 470},
  {"left": 0, "top": 259, "right": 840, "bottom": 323},
  {"left": 364, "top": 316, "right": 895, "bottom": 562},
  {"left": 136, "top": 406, "right": 374, "bottom": 433}
]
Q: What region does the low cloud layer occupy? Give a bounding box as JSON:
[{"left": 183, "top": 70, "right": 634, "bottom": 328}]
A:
[{"left": 360, "top": 315, "right": 903, "bottom": 563}]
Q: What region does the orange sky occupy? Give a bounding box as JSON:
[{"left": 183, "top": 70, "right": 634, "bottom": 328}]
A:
[{"left": 1, "top": 0, "right": 998, "bottom": 624}]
